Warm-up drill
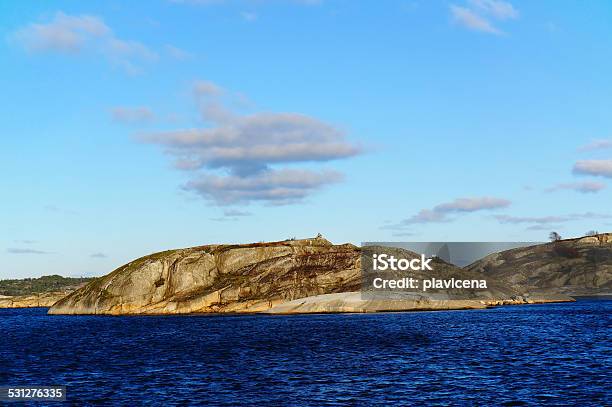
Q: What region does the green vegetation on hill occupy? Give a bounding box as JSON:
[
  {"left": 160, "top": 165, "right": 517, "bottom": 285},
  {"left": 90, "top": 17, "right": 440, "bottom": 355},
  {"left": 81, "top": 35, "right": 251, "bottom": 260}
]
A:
[{"left": 0, "top": 275, "right": 95, "bottom": 296}]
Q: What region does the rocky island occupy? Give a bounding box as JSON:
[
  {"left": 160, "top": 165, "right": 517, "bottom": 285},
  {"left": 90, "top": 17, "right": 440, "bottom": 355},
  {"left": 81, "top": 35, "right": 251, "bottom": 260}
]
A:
[
  {"left": 50, "top": 236, "right": 361, "bottom": 315},
  {"left": 0, "top": 275, "right": 93, "bottom": 308},
  {"left": 46, "top": 234, "right": 605, "bottom": 315},
  {"left": 467, "top": 233, "right": 612, "bottom": 296},
  {"left": 0, "top": 292, "right": 69, "bottom": 308}
]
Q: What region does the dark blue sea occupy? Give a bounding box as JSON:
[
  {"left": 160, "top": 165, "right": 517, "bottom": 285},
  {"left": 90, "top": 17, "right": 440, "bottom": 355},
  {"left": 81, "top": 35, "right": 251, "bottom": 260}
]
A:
[{"left": 1, "top": 299, "right": 610, "bottom": 406}]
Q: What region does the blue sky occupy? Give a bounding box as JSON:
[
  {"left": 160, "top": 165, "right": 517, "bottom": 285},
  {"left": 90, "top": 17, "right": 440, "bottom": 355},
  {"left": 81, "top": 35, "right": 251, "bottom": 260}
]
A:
[{"left": 1, "top": 0, "right": 611, "bottom": 278}]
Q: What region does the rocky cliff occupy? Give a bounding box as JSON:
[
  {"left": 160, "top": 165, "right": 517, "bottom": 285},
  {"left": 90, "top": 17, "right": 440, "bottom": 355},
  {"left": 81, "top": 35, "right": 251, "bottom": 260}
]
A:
[
  {"left": 49, "top": 236, "right": 573, "bottom": 315},
  {"left": 466, "top": 234, "right": 612, "bottom": 296},
  {"left": 49, "top": 236, "right": 362, "bottom": 315}
]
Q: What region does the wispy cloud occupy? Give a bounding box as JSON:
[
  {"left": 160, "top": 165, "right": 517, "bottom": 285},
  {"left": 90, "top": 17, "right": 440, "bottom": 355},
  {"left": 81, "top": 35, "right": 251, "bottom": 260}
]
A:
[
  {"left": 224, "top": 209, "right": 251, "bottom": 217},
  {"left": 186, "top": 169, "right": 344, "bottom": 206},
  {"left": 495, "top": 215, "right": 567, "bottom": 225},
  {"left": 138, "top": 80, "right": 360, "bottom": 205},
  {"left": 545, "top": 181, "right": 606, "bottom": 194},
  {"left": 210, "top": 209, "right": 253, "bottom": 221},
  {"left": 383, "top": 196, "right": 510, "bottom": 230},
  {"left": 7, "top": 248, "right": 49, "bottom": 255},
  {"left": 11, "top": 12, "right": 110, "bottom": 53},
  {"left": 469, "top": 0, "right": 518, "bottom": 20},
  {"left": 44, "top": 204, "right": 77, "bottom": 215},
  {"left": 170, "top": 0, "right": 322, "bottom": 5},
  {"left": 193, "top": 80, "right": 224, "bottom": 97},
  {"left": 392, "top": 232, "right": 416, "bottom": 237},
  {"left": 450, "top": 5, "right": 501, "bottom": 34},
  {"left": 434, "top": 197, "right": 511, "bottom": 212},
  {"left": 578, "top": 139, "right": 612, "bottom": 152},
  {"left": 165, "top": 45, "right": 194, "bottom": 60},
  {"left": 169, "top": 0, "right": 225, "bottom": 4},
  {"left": 450, "top": 0, "right": 518, "bottom": 35},
  {"left": 573, "top": 160, "right": 612, "bottom": 178},
  {"left": 111, "top": 106, "right": 155, "bottom": 124},
  {"left": 10, "top": 12, "right": 158, "bottom": 74},
  {"left": 525, "top": 224, "right": 563, "bottom": 231},
  {"left": 241, "top": 12, "right": 258, "bottom": 22},
  {"left": 90, "top": 252, "right": 108, "bottom": 258},
  {"left": 495, "top": 212, "right": 611, "bottom": 228}
]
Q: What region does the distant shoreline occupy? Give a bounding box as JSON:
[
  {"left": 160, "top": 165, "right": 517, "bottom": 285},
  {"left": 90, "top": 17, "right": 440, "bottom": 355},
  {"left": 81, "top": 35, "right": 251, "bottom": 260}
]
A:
[{"left": 6, "top": 297, "right": 610, "bottom": 315}]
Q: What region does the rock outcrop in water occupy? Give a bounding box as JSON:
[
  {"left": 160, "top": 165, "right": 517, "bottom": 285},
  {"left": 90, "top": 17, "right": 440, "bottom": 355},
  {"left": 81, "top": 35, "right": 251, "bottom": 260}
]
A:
[
  {"left": 0, "top": 292, "right": 68, "bottom": 308},
  {"left": 49, "top": 237, "right": 362, "bottom": 315},
  {"left": 49, "top": 236, "right": 574, "bottom": 315},
  {"left": 466, "top": 234, "right": 612, "bottom": 296},
  {"left": 264, "top": 291, "right": 573, "bottom": 314}
]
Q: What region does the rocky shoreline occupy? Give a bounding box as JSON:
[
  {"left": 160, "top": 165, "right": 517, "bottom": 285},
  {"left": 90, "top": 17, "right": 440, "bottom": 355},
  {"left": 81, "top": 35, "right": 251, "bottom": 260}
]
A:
[
  {"left": 264, "top": 291, "right": 574, "bottom": 314},
  {"left": 0, "top": 292, "right": 69, "bottom": 308},
  {"left": 48, "top": 234, "right": 608, "bottom": 316},
  {"left": 1, "top": 234, "right": 608, "bottom": 315}
]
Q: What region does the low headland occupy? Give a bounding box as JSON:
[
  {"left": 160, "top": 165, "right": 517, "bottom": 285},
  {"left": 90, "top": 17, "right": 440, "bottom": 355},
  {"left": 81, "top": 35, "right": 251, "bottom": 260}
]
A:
[{"left": 3, "top": 234, "right": 609, "bottom": 314}]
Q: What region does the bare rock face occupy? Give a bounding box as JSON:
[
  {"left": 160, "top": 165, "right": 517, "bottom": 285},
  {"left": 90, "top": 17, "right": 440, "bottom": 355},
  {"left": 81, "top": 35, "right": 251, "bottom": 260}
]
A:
[
  {"left": 49, "top": 236, "right": 588, "bottom": 315},
  {"left": 265, "top": 292, "right": 488, "bottom": 313},
  {"left": 361, "top": 245, "right": 523, "bottom": 301},
  {"left": 466, "top": 233, "right": 612, "bottom": 296},
  {"left": 0, "top": 292, "right": 68, "bottom": 308},
  {"left": 49, "top": 236, "right": 577, "bottom": 315},
  {"left": 49, "top": 237, "right": 361, "bottom": 315},
  {"left": 265, "top": 291, "right": 573, "bottom": 314}
]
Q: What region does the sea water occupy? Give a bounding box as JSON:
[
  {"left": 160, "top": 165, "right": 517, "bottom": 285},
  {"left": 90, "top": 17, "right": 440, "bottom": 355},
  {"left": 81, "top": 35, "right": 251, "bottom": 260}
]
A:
[{"left": 1, "top": 299, "right": 610, "bottom": 405}]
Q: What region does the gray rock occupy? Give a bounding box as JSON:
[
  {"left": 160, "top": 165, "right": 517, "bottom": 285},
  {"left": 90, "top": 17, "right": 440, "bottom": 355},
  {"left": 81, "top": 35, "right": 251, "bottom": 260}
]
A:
[
  {"left": 466, "top": 233, "right": 612, "bottom": 296},
  {"left": 49, "top": 236, "right": 362, "bottom": 315},
  {"left": 0, "top": 292, "right": 68, "bottom": 308},
  {"left": 49, "top": 235, "right": 580, "bottom": 315}
]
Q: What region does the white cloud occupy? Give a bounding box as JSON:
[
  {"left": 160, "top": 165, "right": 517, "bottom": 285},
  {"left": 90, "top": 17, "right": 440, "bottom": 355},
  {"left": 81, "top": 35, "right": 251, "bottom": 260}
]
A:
[
  {"left": 139, "top": 80, "right": 360, "bottom": 205},
  {"left": 170, "top": 0, "right": 322, "bottom": 5},
  {"left": 468, "top": 0, "right": 518, "bottom": 20},
  {"left": 545, "top": 181, "right": 606, "bottom": 194},
  {"left": 142, "top": 113, "right": 359, "bottom": 176},
  {"left": 111, "top": 107, "right": 155, "bottom": 124},
  {"left": 392, "top": 232, "right": 416, "bottom": 237},
  {"left": 106, "top": 38, "right": 157, "bottom": 61},
  {"left": 184, "top": 169, "right": 343, "bottom": 205},
  {"left": 434, "top": 197, "right": 511, "bottom": 212},
  {"left": 525, "top": 224, "right": 562, "bottom": 231},
  {"left": 495, "top": 212, "right": 611, "bottom": 225},
  {"left": 7, "top": 248, "right": 49, "bottom": 255},
  {"left": 193, "top": 80, "right": 224, "bottom": 97},
  {"left": 11, "top": 12, "right": 110, "bottom": 53},
  {"left": 165, "top": 45, "right": 194, "bottom": 60},
  {"left": 450, "top": 5, "right": 501, "bottom": 34},
  {"left": 293, "top": 0, "right": 323, "bottom": 4},
  {"left": 90, "top": 252, "right": 108, "bottom": 258},
  {"left": 169, "top": 0, "right": 225, "bottom": 4},
  {"left": 494, "top": 215, "right": 567, "bottom": 224},
  {"left": 450, "top": 1, "right": 518, "bottom": 35},
  {"left": 142, "top": 80, "right": 360, "bottom": 176},
  {"left": 14, "top": 239, "right": 37, "bottom": 244},
  {"left": 403, "top": 209, "right": 452, "bottom": 224},
  {"left": 224, "top": 209, "right": 251, "bottom": 217},
  {"left": 383, "top": 196, "right": 510, "bottom": 229},
  {"left": 11, "top": 12, "right": 158, "bottom": 73},
  {"left": 578, "top": 139, "right": 612, "bottom": 152},
  {"left": 210, "top": 209, "right": 252, "bottom": 221},
  {"left": 573, "top": 160, "right": 612, "bottom": 178}
]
